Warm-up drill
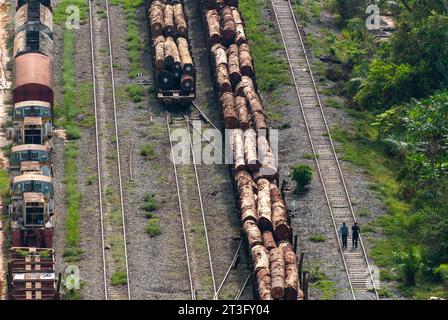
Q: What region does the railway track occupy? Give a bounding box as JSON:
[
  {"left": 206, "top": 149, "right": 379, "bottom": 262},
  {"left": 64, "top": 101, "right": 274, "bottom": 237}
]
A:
[
  {"left": 270, "top": 0, "right": 379, "bottom": 299},
  {"left": 166, "top": 111, "right": 218, "bottom": 300},
  {"left": 88, "top": 0, "right": 131, "bottom": 300}
]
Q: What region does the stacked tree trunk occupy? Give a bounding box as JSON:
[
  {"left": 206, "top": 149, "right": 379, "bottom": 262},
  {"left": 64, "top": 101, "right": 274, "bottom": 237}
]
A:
[
  {"left": 149, "top": 0, "right": 195, "bottom": 92},
  {"left": 202, "top": 1, "right": 301, "bottom": 300}
]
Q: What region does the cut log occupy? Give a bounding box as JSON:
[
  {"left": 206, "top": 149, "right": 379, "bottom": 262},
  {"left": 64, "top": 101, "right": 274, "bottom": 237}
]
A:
[
  {"left": 269, "top": 248, "right": 285, "bottom": 299},
  {"left": 227, "top": 44, "right": 242, "bottom": 86},
  {"left": 243, "top": 220, "right": 263, "bottom": 248},
  {"left": 253, "top": 111, "right": 267, "bottom": 131},
  {"left": 181, "top": 74, "right": 194, "bottom": 92},
  {"left": 221, "top": 6, "right": 236, "bottom": 42},
  {"left": 278, "top": 242, "right": 299, "bottom": 300},
  {"left": 153, "top": 35, "right": 166, "bottom": 70},
  {"left": 215, "top": 64, "right": 232, "bottom": 93},
  {"left": 257, "top": 268, "right": 272, "bottom": 300},
  {"left": 206, "top": 9, "right": 221, "bottom": 44},
  {"left": 257, "top": 178, "right": 272, "bottom": 232},
  {"left": 149, "top": 1, "right": 165, "bottom": 37},
  {"left": 262, "top": 231, "right": 277, "bottom": 251},
  {"left": 220, "top": 92, "right": 239, "bottom": 128},
  {"left": 235, "top": 96, "right": 249, "bottom": 130},
  {"left": 258, "top": 136, "right": 278, "bottom": 180},
  {"left": 239, "top": 43, "right": 254, "bottom": 77},
  {"left": 164, "top": 4, "right": 174, "bottom": 36},
  {"left": 270, "top": 183, "right": 291, "bottom": 241},
  {"left": 176, "top": 37, "right": 194, "bottom": 74},
  {"left": 211, "top": 43, "right": 228, "bottom": 67},
  {"left": 157, "top": 70, "right": 175, "bottom": 90},
  {"left": 235, "top": 75, "right": 254, "bottom": 96},
  {"left": 244, "top": 129, "right": 259, "bottom": 171},
  {"left": 251, "top": 245, "right": 269, "bottom": 274},
  {"left": 230, "top": 129, "right": 245, "bottom": 171},
  {"left": 173, "top": 3, "right": 187, "bottom": 36},
  {"left": 164, "top": 36, "right": 179, "bottom": 66}
]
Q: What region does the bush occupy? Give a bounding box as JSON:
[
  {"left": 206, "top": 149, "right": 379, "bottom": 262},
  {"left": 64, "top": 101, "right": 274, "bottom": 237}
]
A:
[
  {"left": 110, "top": 271, "right": 127, "bottom": 286},
  {"left": 290, "top": 164, "right": 313, "bottom": 193},
  {"left": 146, "top": 218, "right": 160, "bottom": 237}
]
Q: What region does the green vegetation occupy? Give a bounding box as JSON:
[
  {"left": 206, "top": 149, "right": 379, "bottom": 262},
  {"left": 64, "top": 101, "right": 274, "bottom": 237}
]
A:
[
  {"left": 139, "top": 143, "right": 157, "bottom": 160},
  {"left": 142, "top": 193, "right": 159, "bottom": 212},
  {"left": 126, "top": 84, "right": 146, "bottom": 103},
  {"left": 110, "top": 0, "right": 145, "bottom": 78},
  {"left": 63, "top": 143, "right": 82, "bottom": 262},
  {"left": 239, "top": 0, "right": 289, "bottom": 91},
  {"left": 308, "top": 234, "right": 326, "bottom": 242},
  {"left": 111, "top": 271, "right": 128, "bottom": 286},
  {"left": 0, "top": 169, "right": 10, "bottom": 207},
  {"left": 289, "top": 164, "right": 313, "bottom": 193},
  {"left": 307, "top": 265, "right": 337, "bottom": 300}
]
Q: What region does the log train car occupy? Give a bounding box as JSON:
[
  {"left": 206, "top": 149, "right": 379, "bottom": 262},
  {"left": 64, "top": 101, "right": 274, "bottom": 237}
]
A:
[
  {"left": 5, "top": 0, "right": 60, "bottom": 300},
  {"left": 200, "top": 0, "right": 304, "bottom": 300},
  {"left": 146, "top": 0, "right": 196, "bottom": 104}
]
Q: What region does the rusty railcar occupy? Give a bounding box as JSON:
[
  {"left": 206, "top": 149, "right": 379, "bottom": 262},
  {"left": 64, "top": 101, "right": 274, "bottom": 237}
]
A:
[
  {"left": 146, "top": 0, "right": 196, "bottom": 104},
  {"left": 7, "top": 248, "right": 60, "bottom": 300},
  {"left": 14, "top": 26, "right": 53, "bottom": 59},
  {"left": 12, "top": 100, "right": 53, "bottom": 144},
  {"left": 13, "top": 52, "right": 53, "bottom": 106}
]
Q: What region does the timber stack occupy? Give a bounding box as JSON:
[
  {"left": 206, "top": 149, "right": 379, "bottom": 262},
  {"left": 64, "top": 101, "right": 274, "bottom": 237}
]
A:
[
  {"left": 201, "top": 0, "right": 303, "bottom": 300},
  {"left": 147, "top": 0, "right": 196, "bottom": 102}
]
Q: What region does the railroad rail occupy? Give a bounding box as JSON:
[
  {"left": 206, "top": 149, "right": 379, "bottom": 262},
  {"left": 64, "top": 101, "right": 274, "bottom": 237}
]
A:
[
  {"left": 166, "top": 111, "right": 217, "bottom": 300},
  {"left": 270, "top": 0, "right": 379, "bottom": 299},
  {"left": 88, "top": 0, "right": 131, "bottom": 300}
]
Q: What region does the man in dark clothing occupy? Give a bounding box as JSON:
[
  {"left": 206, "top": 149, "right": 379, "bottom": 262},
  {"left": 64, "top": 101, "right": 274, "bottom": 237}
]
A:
[
  {"left": 352, "top": 222, "right": 360, "bottom": 248},
  {"left": 339, "top": 222, "right": 349, "bottom": 249}
]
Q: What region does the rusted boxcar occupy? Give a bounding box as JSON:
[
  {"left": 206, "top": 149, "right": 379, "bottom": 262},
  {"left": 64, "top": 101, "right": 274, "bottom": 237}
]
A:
[
  {"left": 7, "top": 248, "right": 59, "bottom": 300},
  {"left": 13, "top": 52, "right": 53, "bottom": 106}
]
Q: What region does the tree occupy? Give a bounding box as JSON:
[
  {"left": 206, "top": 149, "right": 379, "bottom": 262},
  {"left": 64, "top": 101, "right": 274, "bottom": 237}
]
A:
[{"left": 290, "top": 164, "right": 313, "bottom": 193}]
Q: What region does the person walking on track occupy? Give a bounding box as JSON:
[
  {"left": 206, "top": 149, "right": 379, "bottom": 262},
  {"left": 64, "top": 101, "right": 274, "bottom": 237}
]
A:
[
  {"left": 339, "top": 222, "right": 349, "bottom": 250},
  {"left": 352, "top": 222, "right": 360, "bottom": 248}
]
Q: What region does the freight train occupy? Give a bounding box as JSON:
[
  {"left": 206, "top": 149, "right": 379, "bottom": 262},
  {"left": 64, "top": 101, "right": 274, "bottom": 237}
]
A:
[{"left": 5, "top": 0, "right": 60, "bottom": 300}]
